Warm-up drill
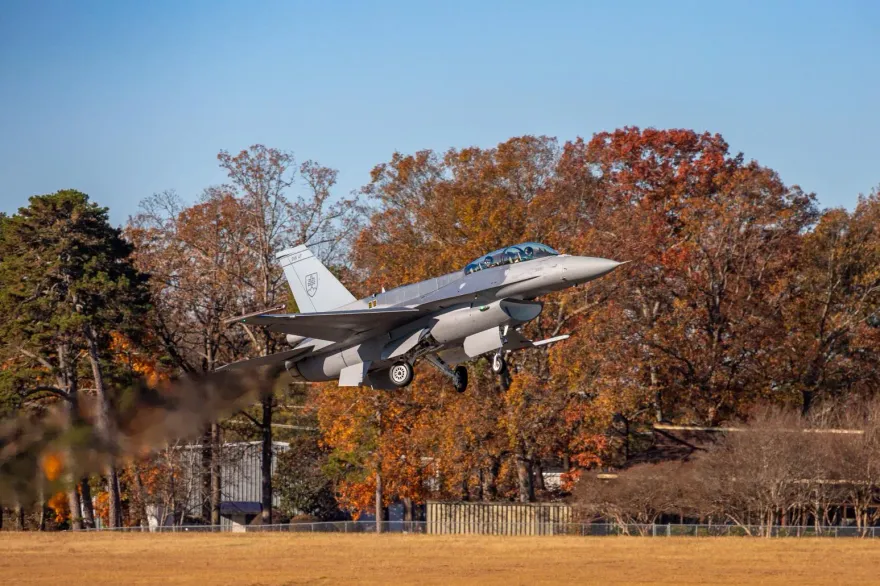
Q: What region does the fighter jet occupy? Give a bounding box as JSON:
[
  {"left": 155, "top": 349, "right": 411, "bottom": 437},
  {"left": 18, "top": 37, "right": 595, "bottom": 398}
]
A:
[{"left": 224, "top": 242, "right": 623, "bottom": 393}]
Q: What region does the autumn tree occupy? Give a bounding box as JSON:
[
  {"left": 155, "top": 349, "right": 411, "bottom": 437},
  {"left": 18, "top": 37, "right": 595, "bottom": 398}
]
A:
[
  {"left": 349, "top": 136, "right": 611, "bottom": 502},
  {"left": 547, "top": 128, "right": 820, "bottom": 481},
  {"left": 128, "top": 189, "right": 253, "bottom": 523},
  {"left": 340, "top": 128, "right": 824, "bottom": 506},
  {"left": 776, "top": 190, "right": 880, "bottom": 413},
  {"left": 273, "top": 434, "right": 338, "bottom": 521},
  {"left": 129, "top": 146, "right": 361, "bottom": 524},
  {"left": 215, "top": 144, "right": 362, "bottom": 524}
]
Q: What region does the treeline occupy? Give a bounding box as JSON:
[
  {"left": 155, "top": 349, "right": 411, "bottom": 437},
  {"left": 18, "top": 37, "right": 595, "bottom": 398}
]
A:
[
  {"left": 320, "top": 128, "right": 879, "bottom": 514},
  {"left": 1, "top": 127, "right": 879, "bottom": 530},
  {"left": 574, "top": 398, "right": 880, "bottom": 536}
]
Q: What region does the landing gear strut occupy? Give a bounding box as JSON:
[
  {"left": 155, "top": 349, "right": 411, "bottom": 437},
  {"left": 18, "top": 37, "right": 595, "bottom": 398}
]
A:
[{"left": 424, "top": 355, "right": 469, "bottom": 394}]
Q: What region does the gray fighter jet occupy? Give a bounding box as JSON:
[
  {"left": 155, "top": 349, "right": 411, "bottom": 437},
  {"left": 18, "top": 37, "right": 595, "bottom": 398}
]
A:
[{"left": 225, "top": 242, "right": 623, "bottom": 393}]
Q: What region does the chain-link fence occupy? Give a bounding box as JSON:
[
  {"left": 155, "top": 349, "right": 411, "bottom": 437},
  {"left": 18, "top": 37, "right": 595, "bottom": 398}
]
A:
[
  {"left": 76, "top": 521, "right": 880, "bottom": 537},
  {"left": 78, "top": 521, "right": 426, "bottom": 534}
]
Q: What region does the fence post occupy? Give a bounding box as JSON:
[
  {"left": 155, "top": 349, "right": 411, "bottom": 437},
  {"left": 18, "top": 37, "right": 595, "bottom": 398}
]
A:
[{"left": 666, "top": 524, "right": 671, "bottom": 537}]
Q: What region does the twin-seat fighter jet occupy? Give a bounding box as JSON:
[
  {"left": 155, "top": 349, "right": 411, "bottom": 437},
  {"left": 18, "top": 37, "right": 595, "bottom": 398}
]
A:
[{"left": 225, "top": 242, "right": 623, "bottom": 393}]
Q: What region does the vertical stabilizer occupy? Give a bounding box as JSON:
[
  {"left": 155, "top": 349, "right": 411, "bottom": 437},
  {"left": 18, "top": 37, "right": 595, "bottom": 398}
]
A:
[{"left": 276, "top": 245, "right": 357, "bottom": 313}]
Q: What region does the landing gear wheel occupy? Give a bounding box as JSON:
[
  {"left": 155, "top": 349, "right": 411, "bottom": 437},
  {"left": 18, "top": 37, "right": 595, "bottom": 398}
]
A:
[
  {"left": 491, "top": 353, "right": 507, "bottom": 375},
  {"left": 452, "top": 365, "right": 469, "bottom": 394},
  {"left": 389, "top": 362, "right": 414, "bottom": 387}
]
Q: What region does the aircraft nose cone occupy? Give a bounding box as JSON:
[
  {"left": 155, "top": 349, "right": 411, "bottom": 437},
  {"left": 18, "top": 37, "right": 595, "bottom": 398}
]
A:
[{"left": 562, "top": 256, "right": 624, "bottom": 284}]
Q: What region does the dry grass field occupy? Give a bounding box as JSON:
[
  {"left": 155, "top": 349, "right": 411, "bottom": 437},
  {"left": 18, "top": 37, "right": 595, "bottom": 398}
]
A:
[{"left": 2, "top": 533, "right": 880, "bottom": 585}]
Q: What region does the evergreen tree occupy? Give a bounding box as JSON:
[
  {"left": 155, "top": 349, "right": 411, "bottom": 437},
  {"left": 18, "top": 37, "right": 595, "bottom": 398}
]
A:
[{"left": 0, "top": 190, "right": 151, "bottom": 528}]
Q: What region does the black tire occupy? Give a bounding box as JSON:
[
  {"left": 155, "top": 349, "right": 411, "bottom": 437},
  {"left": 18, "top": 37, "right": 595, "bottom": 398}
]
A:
[
  {"left": 389, "top": 362, "right": 414, "bottom": 387},
  {"left": 491, "top": 353, "right": 507, "bottom": 375},
  {"left": 453, "top": 365, "right": 468, "bottom": 393}
]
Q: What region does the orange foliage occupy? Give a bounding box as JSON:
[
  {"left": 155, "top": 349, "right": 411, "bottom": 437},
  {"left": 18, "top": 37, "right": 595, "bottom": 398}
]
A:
[
  {"left": 110, "top": 332, "right": 168, "bottom": 387},
  {"left": 40, "top": 451, "right": 64, "bottom": 482},
  {"left": 93, "top": 491, "right": 110, "bottom": 526},
  {"left": 47, "top": 491, "right": 70, "bottom": 523},
  {"left": 327, "top": 128, "right": 824, "bottom": 508}
]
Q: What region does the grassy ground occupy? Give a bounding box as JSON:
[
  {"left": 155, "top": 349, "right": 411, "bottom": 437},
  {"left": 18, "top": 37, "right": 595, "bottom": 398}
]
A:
[{"left": 2, "top": 533, "right": 879, "bottom": 585}]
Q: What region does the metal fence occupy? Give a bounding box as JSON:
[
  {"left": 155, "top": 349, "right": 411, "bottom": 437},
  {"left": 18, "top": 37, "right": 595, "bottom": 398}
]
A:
[
  {"left": 75, "top": 521, "right": 880, "bottom": 537},
  {"left": 427, "top": 501, "right": 571, "bottom": 535}
]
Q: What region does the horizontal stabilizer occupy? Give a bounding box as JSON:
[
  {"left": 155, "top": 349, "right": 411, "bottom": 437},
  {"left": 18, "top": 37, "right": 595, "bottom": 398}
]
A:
[
  {"left": 239, "top": 307, "right": 422, "bottom": 342},
  {"left": 217, "top": 347, "right": 311, "bottom": 371}
]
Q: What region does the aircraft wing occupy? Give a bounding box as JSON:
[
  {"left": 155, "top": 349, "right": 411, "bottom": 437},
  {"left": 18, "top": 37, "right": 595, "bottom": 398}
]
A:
[{"left": 239, "top": 307, "right": 422, "bottom": 342}]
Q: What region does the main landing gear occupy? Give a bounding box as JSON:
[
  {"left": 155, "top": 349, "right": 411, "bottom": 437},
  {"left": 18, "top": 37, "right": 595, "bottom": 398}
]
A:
[
  {"left": 389, "top": 361, "right": 414, "bottom": 388},
  {"left": 452, "top": 365, "right": 468, "bottom": 394}
]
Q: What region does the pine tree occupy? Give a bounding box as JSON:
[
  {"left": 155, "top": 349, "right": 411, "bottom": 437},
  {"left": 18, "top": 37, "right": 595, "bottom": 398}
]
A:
[{"left": 0, "top": 190, "right": 151, "bottom": 528}]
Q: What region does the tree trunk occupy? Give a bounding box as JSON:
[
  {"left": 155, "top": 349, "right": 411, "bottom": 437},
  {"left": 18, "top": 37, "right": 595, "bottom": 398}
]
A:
[
  {"left": 403, "top": 497, "right": 413, "bottom": 523},
  {"left": 200, "top": 426, "right": 212, "bottom": 522},
  {"left": 67, "top": 484, "right": 83, "bottom": 531},
  {"left": 515, "top": 451, "right": 535, "bottom": 503},
  {"left": 533, "top": 459, "right": 546, "bottom": 493},
  {"left": 37, "top": 487, "right": 46, "bottom": 531},
  {"left": 562, "top": 453, "right": 571, "bottom": 474},
  {"left": 80, "top": 478, "right": 95, "bottom": 529},
  {"left": 801, "top": 389, "right": 814, "bottom": 416},
  {"left": 482, "top": 457, "right": 500, "bottom": 501},
  {"left": 375, "top": 405, "right": 383, "bottom": 534},
  {"left": 129, "top": 465, "right": 148, "bottom": 528},
  {"left": 14, "top": 503, "right": 25, "bottom": 530},
  {"left": 211, "top": 424, "right": 222, "bottom": 525},
  {"left": 85, "top": 325, "right": 122, "bottom": 527},
  {"left": 651, "top": 365, "right": 663, "bottom": 422},
  {"left": 375, "top": 466, "right": 384, "bottom": 534},
  {"left": 107, "top": 467, "right": 122, "bottom": 528},
  {"left": 65, "top": 389, "right": 84, "bottom": 531},
  {"left": 260, "top": 394, "right": 273, "bottom": 525}
]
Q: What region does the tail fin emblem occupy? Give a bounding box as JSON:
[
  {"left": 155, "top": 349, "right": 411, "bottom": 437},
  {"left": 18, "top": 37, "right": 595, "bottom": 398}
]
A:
[{"left": 305, "top": 273, "right": 319, "bottom": 297}]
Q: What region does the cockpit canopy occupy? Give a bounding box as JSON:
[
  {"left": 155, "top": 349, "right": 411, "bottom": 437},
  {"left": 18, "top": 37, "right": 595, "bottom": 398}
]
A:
[{"left": 464, "top": 242, "right": 559, "bottom": 275}]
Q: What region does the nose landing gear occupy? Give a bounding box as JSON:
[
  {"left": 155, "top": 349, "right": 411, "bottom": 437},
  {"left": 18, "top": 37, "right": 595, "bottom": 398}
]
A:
[{"left": 491, "top": 352, "right": 507, "bottom": 375}]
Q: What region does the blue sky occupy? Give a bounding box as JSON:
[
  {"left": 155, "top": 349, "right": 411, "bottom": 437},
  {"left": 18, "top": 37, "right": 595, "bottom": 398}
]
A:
[{"left": 1, "top": 0, "right": 878, "bottom": 226}]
